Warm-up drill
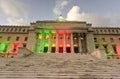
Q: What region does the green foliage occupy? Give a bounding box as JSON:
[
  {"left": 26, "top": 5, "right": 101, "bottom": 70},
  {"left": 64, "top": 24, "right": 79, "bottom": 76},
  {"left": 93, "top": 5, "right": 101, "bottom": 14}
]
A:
[{"left": 106, "top": 50, "right": 113, "bottom": 59}]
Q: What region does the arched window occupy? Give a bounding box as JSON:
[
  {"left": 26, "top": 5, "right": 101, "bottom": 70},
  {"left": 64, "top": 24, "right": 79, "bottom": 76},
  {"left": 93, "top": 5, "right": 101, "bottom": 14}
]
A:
[
  {"left": 2, "top": 28, "right": 5, "bottom": 32},
  {"left": 19, "top": 28, "right": 21, "bottom": 32},
  {"left": 23, "top": 29, "right": 25, "bottom": 32}
]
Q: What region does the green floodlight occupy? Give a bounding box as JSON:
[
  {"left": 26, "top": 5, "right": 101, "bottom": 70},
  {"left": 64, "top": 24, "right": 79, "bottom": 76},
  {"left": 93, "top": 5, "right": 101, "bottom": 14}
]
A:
[{"left": 0, "top": 43, "right": 8, "bottom": 52}]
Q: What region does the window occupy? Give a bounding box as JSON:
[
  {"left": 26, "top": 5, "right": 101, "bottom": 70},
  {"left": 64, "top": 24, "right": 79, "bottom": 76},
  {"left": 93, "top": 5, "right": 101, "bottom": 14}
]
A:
[
  {"left": 11, "top": 28, "right": 13, "bottom": 31},
  {"left": 19, "top": 28, "right": 21, "bottom": 31},
  {"left": 15, "top": 28, "right": 17, "bottom": 32},
  {"left": 45, "top": 35, "right": 49, "bottom": 39},
  {"left": 103, "top": 44, "right": 107, "bottom": 49},
  {"left": 95, "top": 44, "right": 99, "bottom": 49},
  {"left": 104, "top": 30, "right": 106, "bottom": 32},
  {"left": 59, "top": 35, "right": 63, "bottom": 39},
  {"left": 23, "top": 29, "right": 25, "bottom": 32},
  {"left": 112, "top": 45, "right": 117, "bottom": 54},
  {"left": 23, "top": 43, "right": 26, "bottom": 47},
  {"left": 110, "top": 38, "right": 114, "bottom": 42},
  {"left": 94, "top": 38, "right": 97, "bottom": 42},
  {"left": 96, "top": 30, "right": 99, "bottom": 33},
  {"left": 103, "top": 44, "right": 108, "bottom": 51},
  {"left": 116, "top": 30, "right": 119, "bottom": 33},
  {"left": 108, "top": 29, "right": 110, "bottom": 32},
  {"left": 53, "top": 36, "right": 56, "bottom": 39},
  {"left": 7, "top": 36, "right": 11, "bottom": 41},
  {"left": 112, "top": 30, "right": 114, "bottom": 33},
  {"left": 6, "top": 28, "right": 9, "bottom": 32},
  {"left": 102, "top": 38, "right": 105, "bottom": 42},
  {"left": 100, "top": 30, "right": 102, "bottom": 32},
  {"left": 24, "top": 37, "right": 28, "bottom": 41},
  {"left": 66, "top": 35, "right": 70, "bottom": 39},
  {"left": 2, "top": 28, "right": 5, "bottom": 31},
  {"left": 16, "top": 36, "right": 19, "bottom": 41}
]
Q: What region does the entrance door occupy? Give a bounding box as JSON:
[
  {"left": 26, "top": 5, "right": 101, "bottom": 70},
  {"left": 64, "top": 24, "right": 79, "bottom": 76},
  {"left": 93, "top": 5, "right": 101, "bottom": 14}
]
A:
[
  {"left": 44, "top": 47, "right": 48, "bottom": 53},
  {"left": 59, "top": 47, "right": 63, "bottom": 53},
  {"left": 66, "top": 47, "right": 71, "bottom": 53},
  {"left": 51, "top": 47, "right": 55, "bottom": 53},
  {"left": 74, "top": 47, "right": 79, "bottom": 53}
]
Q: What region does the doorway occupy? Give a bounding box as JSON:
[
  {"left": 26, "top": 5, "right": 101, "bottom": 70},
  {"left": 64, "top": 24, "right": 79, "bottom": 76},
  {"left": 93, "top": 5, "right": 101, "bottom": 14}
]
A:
[
  {"left": 66, "top": 47, "right": 71, "bottom": 53},
  {"left": 74, "top": 47, "right": 79, "bottom": 53},
  {"left": 44, "top": 47, "right": 48, "bottom": 53},
  {"left": 59, "top": 47, "right": 63, "bottom": 53},
  {"left": 51, "top": 47, "right": 55, "bottom": 53}
]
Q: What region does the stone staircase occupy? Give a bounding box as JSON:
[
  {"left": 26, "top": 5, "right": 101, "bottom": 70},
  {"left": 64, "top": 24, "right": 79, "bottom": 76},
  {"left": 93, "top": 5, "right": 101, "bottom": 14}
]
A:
[{"left": 0, "top": 53, "right": 120, "bottom": 79}]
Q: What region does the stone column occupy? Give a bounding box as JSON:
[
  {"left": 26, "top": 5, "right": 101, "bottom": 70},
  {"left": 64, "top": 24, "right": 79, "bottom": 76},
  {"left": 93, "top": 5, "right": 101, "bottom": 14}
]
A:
[
  {"left": 26, "top": 30, "right": 36, "bottom": 52},
  {"left": 56, "top": 32, "right": 58, "bottom": 53},
  {"left": 86, "top": 32, "right": 95, "bottom": 53},
  {"left": 71, "top": 33, "right": 74, "bottom": 53},
  {"left": 48, "top": 32, "right": 51, "bottom": 53},
  {"left": 79, "top": 34, "right": 82, "bottom": 53},
  {"left": 41, "top": 32, "right": 44, "bottom": 53},
  {"left": 64, "top": 32, "right": 66, "bottom": 53}
]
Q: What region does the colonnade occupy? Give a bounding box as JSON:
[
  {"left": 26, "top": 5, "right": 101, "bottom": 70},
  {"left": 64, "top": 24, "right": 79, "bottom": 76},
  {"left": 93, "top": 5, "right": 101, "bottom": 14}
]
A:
[{"left": 34, "top": 30, "right": 87, "bottom": 53}]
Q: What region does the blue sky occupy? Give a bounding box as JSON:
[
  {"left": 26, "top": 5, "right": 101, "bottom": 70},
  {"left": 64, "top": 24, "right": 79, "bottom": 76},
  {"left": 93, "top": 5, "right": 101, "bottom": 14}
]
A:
[{"left": 0, "top": 0, "right": 120, "bottom": 27}]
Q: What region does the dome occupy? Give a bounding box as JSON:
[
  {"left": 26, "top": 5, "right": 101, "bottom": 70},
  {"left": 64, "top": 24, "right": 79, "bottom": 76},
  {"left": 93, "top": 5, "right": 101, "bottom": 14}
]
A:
[{"left": 57, "top": 15, "right": 65, "bottom": 21}]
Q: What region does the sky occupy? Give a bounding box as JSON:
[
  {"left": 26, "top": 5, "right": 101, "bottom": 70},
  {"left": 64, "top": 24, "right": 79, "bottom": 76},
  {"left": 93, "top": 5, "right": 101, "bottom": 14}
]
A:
[{"left": 0, "top": 0, "right": 120, "bottom": 27}]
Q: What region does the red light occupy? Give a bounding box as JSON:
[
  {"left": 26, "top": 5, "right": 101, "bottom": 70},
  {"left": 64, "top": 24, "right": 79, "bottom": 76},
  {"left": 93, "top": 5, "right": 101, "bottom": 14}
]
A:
[
  {"left": 116, "top": 45, "right": 120, "bottom": 58},
  {"left": 66, "top": 32, "right": 71, "bottom": 34},
  {"left": 11, "top": 43, "right": 19, "bottom": 54},
  {"left": 66, "top": 44, "right": 70, "bottom": 47},
  {"left": 59, "top": 44, "right": 63, "bottom": 47},
  {"left": 58, "top": 32, "right": 64, "bottom": 34}
]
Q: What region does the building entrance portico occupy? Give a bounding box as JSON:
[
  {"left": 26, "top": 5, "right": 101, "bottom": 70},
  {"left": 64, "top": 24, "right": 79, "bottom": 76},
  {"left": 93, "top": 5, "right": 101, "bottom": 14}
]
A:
[{"left": 34, "top": 29, "right": 88, "bottom": 54}]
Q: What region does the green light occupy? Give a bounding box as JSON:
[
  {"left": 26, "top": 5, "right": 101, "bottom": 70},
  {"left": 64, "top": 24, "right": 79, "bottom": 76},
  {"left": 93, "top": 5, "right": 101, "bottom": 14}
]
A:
[
  {"left": 44, "top": 30, "right": 49, "bottom": 34},
  {"left": 0, "top": 43, "right": 8, "bottom": 53},
  {"left": 45, "top": 43, "right": 48, "bottom": 47},
  {"left": 42, "top": 32, "right": 50, "bottom": 52},
  {"left": 38, "top": 34, "right": 42, "bottom": 39},
  {"left": 37, "top": 26, "right": 53, "bottom": 29},
  {"left": 34, "top": 26, "right": 52, "bottom": 53},
  {"left": 34, "top": 39, "right": 42, "bottom": 53},
  {"left": 34, "top": 32, "right": 50, "bottom": 53},
  {"left": 37, "top": 30, "right": 42, "bottom": 34}
]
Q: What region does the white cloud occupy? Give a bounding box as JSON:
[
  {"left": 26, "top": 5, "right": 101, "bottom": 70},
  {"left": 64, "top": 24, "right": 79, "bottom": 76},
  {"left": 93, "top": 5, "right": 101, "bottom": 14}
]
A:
[
  {"left": 7, "top": 17, "right": 27, "bottom": 25},
  {"left": 66, "top": 6, "right": 81, "bottom": 21},
  {"left": 66, "top": 6, "right": 120, "bottom": 27},
  {"left": 0, "top": 0, "right": 28, "bottom": 25},
  {"left": 53, "top": 0, "right": 71, "bottom": 16}
]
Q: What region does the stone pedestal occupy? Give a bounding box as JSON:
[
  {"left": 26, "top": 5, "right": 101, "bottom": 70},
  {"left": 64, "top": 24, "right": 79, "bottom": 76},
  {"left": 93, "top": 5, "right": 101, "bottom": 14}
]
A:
[
  {"left": 91, "top": 49, "right": 106, "bottom": 59},
  {"left": 27, "top": 30, "right": 36, "bottom": 52},
  {"left": 86, "top": 32, "right": 95, "bottom": 53}
]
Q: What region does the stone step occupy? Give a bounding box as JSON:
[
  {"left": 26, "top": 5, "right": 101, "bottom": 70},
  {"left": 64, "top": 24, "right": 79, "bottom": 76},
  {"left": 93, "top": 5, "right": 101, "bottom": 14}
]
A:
[
  {"left": 0, "top": 74, "right": 119, "bottom": 79},
  {"left": 0, "top": 68, "right": 117, "bottom": 70},
  {"left": 1, "top": 53, "right": 120, "bottom": 79},
  {"left": 0, "top": 70, "right": 120, "bottom": 74},
  {"left": 0, "top": 71, "right": 120, "bottom": 76},
  {"left": 0, "top": 69, "right": 116, "bottom": 71}
]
